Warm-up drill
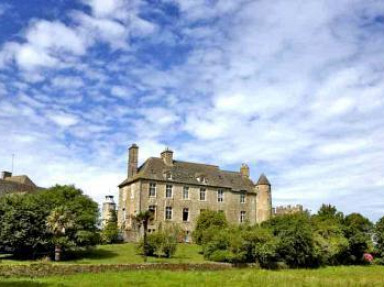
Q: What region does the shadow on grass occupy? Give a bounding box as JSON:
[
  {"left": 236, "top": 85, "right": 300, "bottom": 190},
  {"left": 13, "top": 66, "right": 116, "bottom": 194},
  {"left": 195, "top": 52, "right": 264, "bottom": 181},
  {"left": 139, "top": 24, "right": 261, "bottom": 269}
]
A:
[{"left": 65, "top": 248, "right": 119, "bottom": 261}]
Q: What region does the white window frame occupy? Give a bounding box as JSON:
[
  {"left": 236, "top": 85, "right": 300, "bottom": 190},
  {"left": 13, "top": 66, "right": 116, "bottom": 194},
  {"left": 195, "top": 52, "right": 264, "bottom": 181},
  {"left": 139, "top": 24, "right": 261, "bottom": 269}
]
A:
[
  {"left": 165, "top": 184, "right": 173, "bottom": 198},
  {"left": 183, "top": 186, "right": 189, "bottom": 199},
  {"left": 149, "top": 182, "right": 156, "bottom": 197},
  {"left": 165, "top": 206, "right": 172, "bottom": 220},
  {"left": 240, "top": 211, "right": 246, "bottom": 223},
  {"left": 217, "top": 189, "right": 224, "bottom": 202},
  {"left": 199, "top": 188, "right": 206, "bottom": 201}
]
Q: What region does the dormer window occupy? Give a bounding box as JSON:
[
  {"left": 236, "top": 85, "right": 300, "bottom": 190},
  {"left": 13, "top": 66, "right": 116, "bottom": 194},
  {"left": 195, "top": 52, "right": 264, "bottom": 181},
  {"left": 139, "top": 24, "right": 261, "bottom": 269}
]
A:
[
  {"left": 163, "top": 171, "right": 173, "bottom": 180},
  {"left": 196, "top": 174, "right": 208, "bottom": 184}
]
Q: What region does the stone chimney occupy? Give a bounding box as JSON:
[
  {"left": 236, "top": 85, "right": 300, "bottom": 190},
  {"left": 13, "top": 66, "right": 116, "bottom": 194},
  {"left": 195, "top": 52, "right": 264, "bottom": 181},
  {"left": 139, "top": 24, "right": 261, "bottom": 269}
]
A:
[
  {"left": 1, "top": 171, "right": 12, "bottom": 180},
  {"left": 161, "top": 148, "right": 174, "bottom": 166},
  {"left": 128, "top": 144, "right": 138, "bottom": 178},
  {"left": 240, "top": 164, "right": 249, "bottom": 178}
]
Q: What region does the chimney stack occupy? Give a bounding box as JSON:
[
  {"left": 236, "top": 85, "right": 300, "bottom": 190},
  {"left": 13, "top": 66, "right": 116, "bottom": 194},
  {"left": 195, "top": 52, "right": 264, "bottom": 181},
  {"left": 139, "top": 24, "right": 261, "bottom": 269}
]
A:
[
  {"left": 240, "top": 164, "right": 249, "bottom": 178},
  {"left": 128, "top": 144, "right": 138, "bottom": 178},
  {"left": 161, "top": 148, "right": 174, "bottom": 166},
  {"left": 1, "top": 171, "right": 12, "bottom": 180}
]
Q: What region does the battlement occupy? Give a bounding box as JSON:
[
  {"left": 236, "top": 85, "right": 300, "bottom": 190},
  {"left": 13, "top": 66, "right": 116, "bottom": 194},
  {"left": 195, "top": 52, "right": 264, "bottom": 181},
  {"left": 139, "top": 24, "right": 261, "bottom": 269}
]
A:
[{"left": 273, "top": 204, "right": 303, "bottom": 216}]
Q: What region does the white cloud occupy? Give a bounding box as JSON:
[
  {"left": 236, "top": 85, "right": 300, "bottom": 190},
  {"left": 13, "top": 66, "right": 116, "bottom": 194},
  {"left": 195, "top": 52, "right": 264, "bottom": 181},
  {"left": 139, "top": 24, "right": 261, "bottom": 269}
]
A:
[{"left": 47, "top": 112, "right": 79, "bottom": 127}]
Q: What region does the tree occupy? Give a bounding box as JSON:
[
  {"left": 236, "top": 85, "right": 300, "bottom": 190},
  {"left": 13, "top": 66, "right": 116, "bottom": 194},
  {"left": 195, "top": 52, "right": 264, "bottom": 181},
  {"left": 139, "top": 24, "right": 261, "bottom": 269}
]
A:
[
  {"left": 101, "top": 210, "right": 119, "bottom": 244},
  {"left": 342, "top": 213, "right": 373, "bottom": 264},
  {"left": 265, "top": 212, "right": 319, "bottom": 268},
  {"left": 0, "top": 185, "right": 99, "bottom": 259},
  {"left": 193, "top": 210, "right": 228, "bottom": 245},
  {"left": 375, "top": 216, "right": 384, "bottom": 258},
  {"left": 312, "top": 205, "right": 348, "bottom": 265},
  {"left": 46, "top": 206, "right": 75, "bottom": 261},
  {"left": 133, "top": 210, "right": 154, "bottom": 258}
]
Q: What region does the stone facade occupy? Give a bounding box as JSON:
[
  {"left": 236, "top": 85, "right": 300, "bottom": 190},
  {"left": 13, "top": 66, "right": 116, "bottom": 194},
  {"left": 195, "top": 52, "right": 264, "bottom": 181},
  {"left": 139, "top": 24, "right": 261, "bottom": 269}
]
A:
[
  {"left": 117, "top": 144, "right": 272, "bottom": 242},
  {"left": 273, "top": 204, "right": 304, "bottom": 216},
  {"left": 0, "top": 171, "right": 40, "bottom": 197},
  {"left": 101, "top": 195, "right": 117, "bottom": 227}
]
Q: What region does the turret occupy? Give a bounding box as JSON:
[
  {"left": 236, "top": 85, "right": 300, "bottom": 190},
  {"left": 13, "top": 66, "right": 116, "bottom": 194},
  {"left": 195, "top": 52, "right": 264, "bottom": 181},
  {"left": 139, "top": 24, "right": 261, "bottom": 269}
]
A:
[
  {"left": 128, "top": 144, "right": 138, "bottom": 178},
  {"left": 102, "top": 195, "right": 117, "bottom": 227},
  {"left": 255, "top": 173, "right": 272, "bottom": 223}
]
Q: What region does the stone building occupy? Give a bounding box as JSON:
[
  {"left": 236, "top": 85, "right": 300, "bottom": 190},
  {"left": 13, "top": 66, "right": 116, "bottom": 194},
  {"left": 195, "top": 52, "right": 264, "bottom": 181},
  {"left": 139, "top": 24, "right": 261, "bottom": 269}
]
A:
[
  {"left": 0, "top": 171, "right": 41, "bottom": 197},
  {"left": 273, "top": 204, "right": 304, "bottom": 216},
  {"left": 101, "top": 195, "right": 117, "bottom": 227},
  {"left": 117, "top": 144, "right": 272, "bottom": 242}
]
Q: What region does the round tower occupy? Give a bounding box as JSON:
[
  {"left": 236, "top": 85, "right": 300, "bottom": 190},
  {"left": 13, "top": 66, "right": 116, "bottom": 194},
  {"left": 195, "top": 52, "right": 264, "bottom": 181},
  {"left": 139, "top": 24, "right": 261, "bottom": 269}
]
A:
[
  {"left": 255, "top": 174, "right": 272, "bottom": 223},
  {"left": 102, "top": 195, "right": 117, "bottom": 227}
]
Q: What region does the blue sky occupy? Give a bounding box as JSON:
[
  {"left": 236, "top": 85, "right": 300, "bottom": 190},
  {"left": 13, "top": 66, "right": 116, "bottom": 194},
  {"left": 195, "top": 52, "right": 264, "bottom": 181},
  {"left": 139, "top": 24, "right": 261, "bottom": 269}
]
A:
[{"left": 0, "top": 0, "right": 383, "bottom": 221}]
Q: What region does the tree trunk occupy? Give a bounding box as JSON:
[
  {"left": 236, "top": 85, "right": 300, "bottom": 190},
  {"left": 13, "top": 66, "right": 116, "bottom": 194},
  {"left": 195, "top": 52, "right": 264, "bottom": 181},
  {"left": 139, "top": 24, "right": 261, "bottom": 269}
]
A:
[{"left": 55, "top": 245, "right": 62, "bottom": 261}]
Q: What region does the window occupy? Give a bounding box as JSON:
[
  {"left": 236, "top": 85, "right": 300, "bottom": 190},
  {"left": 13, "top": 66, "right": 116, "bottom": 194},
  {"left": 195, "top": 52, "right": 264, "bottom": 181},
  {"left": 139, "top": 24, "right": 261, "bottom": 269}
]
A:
[
  {"left": 165, "top": 206, "right": 172, "bottom": 220},
  {"left": 218, "top": 189, "right": 224, "bottom": 202},
  {"left": 149, "top": 205, "right": 156, "bottom": 219},
  {"left": 199, "top": 188, "right": 206, "bottom": 201},
  {"left": 166, "top": 184, "right": 173, "bottom": 198},
  {"left": 240, "top": 211, "right": 246, "bottom": 223},
  {"left": 122, "top": 208, "right": 126, "bottom": 221},
  {"left": 240, "top": 193, "right": 245, "bottom": 204},
  {"left": 183, "top": 186, "right": 189, "bottom": 199},
  {"left": 149, "top": 183, "right": 156, "bottom": 197},
  {"left": 183, "top": 208, "right": 189, "bottom": 222}
]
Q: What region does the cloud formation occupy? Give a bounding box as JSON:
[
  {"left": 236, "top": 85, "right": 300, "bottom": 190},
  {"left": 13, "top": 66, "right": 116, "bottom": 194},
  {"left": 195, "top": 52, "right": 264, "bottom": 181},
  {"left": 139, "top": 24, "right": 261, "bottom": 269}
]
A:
[{"left": 0, "top": 0, "right": 383, "bottom": 220}]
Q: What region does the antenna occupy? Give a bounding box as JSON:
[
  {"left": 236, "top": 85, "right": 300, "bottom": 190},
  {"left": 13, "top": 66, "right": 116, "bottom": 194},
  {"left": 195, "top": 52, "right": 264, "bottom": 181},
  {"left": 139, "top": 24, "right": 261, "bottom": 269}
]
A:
[{"left": 11, "top": 154, "right": 15, "bottom": 173}]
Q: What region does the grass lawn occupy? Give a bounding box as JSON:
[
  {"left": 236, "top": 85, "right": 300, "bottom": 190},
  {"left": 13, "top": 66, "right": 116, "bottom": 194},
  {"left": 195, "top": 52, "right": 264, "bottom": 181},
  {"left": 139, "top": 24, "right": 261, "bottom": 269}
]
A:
[
  {"left": 0, "top": 266, "right": 384, "bottom": 287},
  {"left": 0, "top": 243, "right": 207, "bottom": 265}
]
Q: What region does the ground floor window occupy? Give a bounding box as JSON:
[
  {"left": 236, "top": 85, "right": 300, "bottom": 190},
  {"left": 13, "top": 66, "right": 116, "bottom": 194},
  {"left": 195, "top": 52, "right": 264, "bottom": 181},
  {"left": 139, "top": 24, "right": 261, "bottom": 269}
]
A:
[
  {"left": 165, "top": 206, "right": 172, "bottom": 220},
  {"left": 183, "top": 208, "right": 189, "bottom": 222},
  {"left": 185, "top": 231, "right": 191, "bottom": 243},
  {"left": 240, "top": 211, "right": 246, "bottom": 223}
]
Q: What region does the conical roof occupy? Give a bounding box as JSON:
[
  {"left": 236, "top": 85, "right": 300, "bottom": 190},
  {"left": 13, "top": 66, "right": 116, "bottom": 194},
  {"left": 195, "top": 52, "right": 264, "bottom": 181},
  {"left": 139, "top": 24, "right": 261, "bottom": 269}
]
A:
[{"left": 256, "top": 173, "right": 271, "bottom": 186}]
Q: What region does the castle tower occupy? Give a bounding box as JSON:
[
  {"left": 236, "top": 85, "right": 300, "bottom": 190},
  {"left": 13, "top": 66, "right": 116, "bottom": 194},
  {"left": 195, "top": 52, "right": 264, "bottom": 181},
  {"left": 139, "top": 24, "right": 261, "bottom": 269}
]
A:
[
  {"left": 128, "top": 144, "right": 139, "bottom": 178},
  {"left": 102, "top": 195, "right": 117, "bottom": 227},
  {"left": 255, "top": 174, "right": 272, "bottom": 223}
]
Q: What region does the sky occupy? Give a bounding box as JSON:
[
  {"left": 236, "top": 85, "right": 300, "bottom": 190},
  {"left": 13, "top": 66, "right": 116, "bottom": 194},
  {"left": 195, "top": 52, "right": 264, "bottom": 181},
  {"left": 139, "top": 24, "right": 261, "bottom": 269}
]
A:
[{"left": 0, "top": 0, "right": 383, "bottom": 221}]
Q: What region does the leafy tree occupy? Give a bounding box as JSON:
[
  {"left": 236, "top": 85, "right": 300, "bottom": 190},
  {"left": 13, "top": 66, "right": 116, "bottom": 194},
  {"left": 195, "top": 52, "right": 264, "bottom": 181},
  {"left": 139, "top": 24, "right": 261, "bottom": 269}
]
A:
[
  {"left": 0, "top": 185, "right": 99, "bottom": 259},
  {"left": 46, "top": 206, "right": 75, "bottom": 261},
  {"left": 265, "top": 212, "right": 319, "bottom": 268},
  {"left": 342, "top": 213, "right": 373, "bottom": 264},
  {"left": 375, "top": 216, "right": 384, "bottom": 259},
  {"left": 101, "top": 210, "right": 119, "bottom": 244},
  {"left": 312, "top": 205, "right": 348, "bottom": 265},
  {"left": 193, "top": 210, "right": 228, "bottom": 245}
]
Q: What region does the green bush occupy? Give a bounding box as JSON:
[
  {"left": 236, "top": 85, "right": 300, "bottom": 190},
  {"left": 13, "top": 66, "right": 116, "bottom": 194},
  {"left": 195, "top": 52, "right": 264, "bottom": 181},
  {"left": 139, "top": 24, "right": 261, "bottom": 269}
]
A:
[{"left": 193, "top": 210, "right": 228, "bottom": 245}]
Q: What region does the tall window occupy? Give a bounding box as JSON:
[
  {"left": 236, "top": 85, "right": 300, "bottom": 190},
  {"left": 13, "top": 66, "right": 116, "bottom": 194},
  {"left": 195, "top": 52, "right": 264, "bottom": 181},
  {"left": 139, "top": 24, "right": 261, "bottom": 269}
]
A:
[
  {"left": 165, "top": 206, "right": 172, "bottom": 220},
  {"left": 240, "top": 193, "right": 245, "bottom": 204},
  {"left": 149, "top": 205, "right": 156, "bottom": 219},
  {"left": 183, "top": 208, "right": 189, "bottom": 222},
  {"left": 217, "top": 189, "right": 224, "bottom": 202},
  {"left": 240, "top": 211, "right": 246, "bottom": 223},
  {"left": 149, "top": 183, "right": 156, "bottom": 197},
  {"left": 183, "top": 186, "right": 189, "bottom": 199},
  {"left": 199, "top": 188, "right": 206, "bottom": 201},
  {"left": 166, "top": 184, "right": 173, "bottom": 198}
]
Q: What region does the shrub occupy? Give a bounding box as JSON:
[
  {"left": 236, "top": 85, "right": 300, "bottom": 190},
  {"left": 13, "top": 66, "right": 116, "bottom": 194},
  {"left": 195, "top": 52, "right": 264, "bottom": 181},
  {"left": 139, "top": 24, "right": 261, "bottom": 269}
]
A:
[{"left": 193, "top": 210, "right": 228, "bottom": 245}]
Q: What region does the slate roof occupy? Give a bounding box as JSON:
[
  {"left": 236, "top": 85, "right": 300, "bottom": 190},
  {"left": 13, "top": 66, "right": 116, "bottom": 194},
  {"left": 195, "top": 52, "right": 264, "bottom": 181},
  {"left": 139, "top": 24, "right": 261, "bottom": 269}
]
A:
[
  {"left": 119, "top": 157, "right": 256, "bottom": 193},
  {"left": 256, "top": 174, "right": 271, "bottom": 186}
]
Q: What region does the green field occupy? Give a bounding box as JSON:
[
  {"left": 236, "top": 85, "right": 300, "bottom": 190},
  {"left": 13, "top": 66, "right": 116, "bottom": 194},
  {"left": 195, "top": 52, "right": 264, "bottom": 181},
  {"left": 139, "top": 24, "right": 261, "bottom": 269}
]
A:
[
  {"left": 0, "top": 266, "right": 384, "bottom": 287},
  {"left": 1, "top": 244, "right": 384, "bottom": 286},
  {"left": 0, "top": 243, "right": 206, "bottom": 265}
]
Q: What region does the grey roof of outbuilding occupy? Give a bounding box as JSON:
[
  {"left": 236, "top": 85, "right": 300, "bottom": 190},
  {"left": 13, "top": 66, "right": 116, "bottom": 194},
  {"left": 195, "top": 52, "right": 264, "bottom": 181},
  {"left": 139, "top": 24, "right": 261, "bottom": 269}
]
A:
[
  {"left": 0, "top": 175, "right": 40, "bottom": 197},
  {"left": 118, "top": 157, "right": 256, "bottom": 192}
]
